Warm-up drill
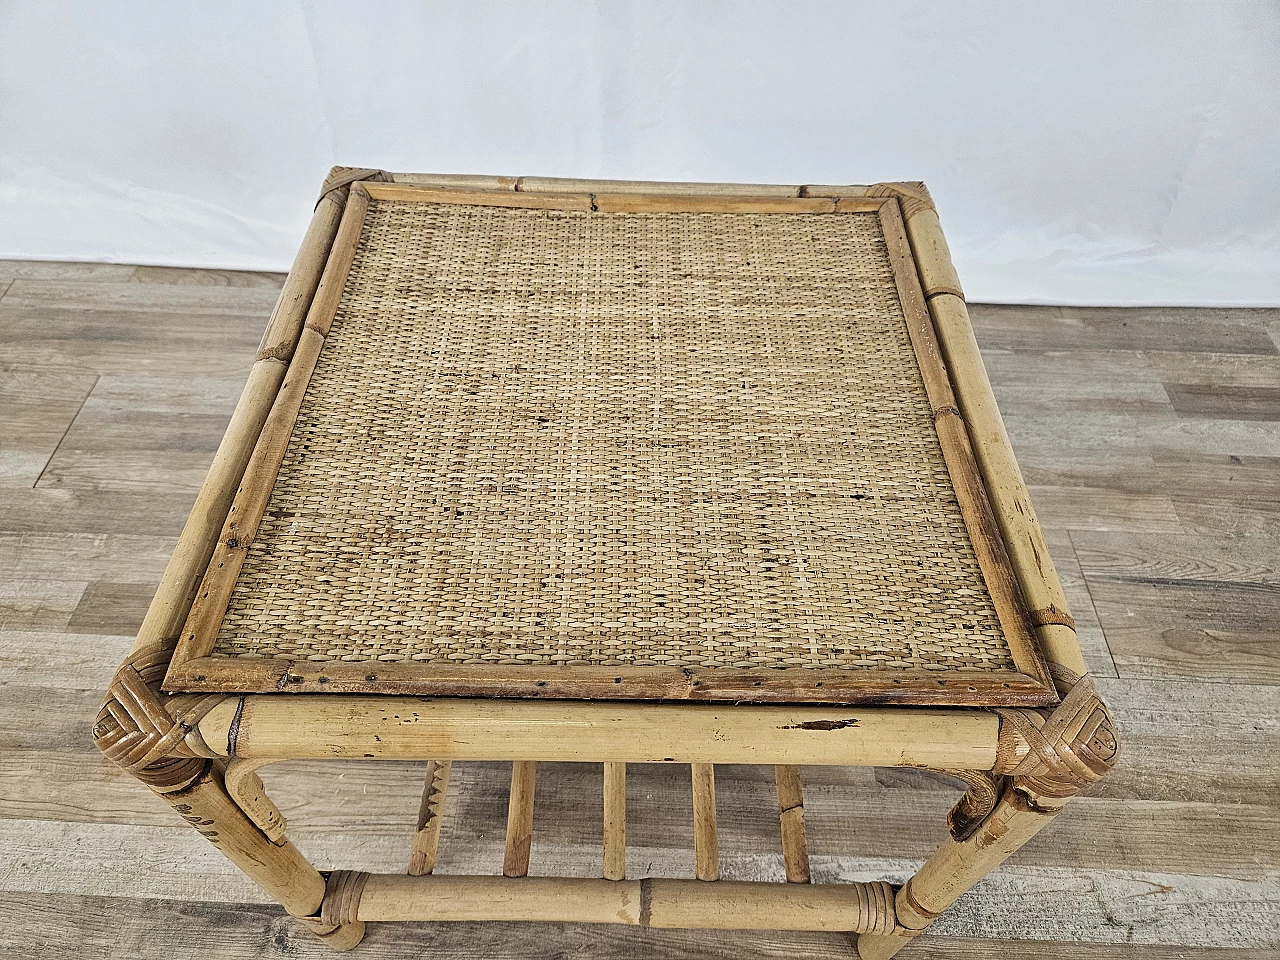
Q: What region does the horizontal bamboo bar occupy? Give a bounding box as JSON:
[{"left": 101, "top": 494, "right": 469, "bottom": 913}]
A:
[
  {"left": 198, "top": 697, "right": 999, "bottom": 768},
  {"left": 366, "top": 181, "right": 882, "bottom": 216},
  {"left": 390, "top": 172, "right": 859, "bottom": 198},
  {"left": 518, "top": 176, "right": 809, "bottom": 197},
  {"left": 389, "top": 172, "right": 521, "bottom": 191},
  {"left": 802, "top": 184, "right": 876, "bottom": 198},
  {"left": 593, "top": 195, "right": 838, "bottom": 214},
  {"left": 353, "top": 874, "right": 897, "bottom": 933},
  {"left": 364, "top": 181, "right": 593, "bottom": 210}
]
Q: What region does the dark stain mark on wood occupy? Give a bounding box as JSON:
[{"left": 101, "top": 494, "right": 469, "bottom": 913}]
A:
[{"left": 778, "top": 718, "right": 860, "bottom": 731}]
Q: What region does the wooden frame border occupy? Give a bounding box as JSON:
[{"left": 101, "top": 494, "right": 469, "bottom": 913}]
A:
[
  {"left": 166, "top": 659, "right": 1051, "bottom": 705},
  {"left": 160, "top": 172, "right": 1065, "bottom": 706},
  {"left": 876, "top": 199, "right": 1052, "bottom": 694},
  {"left": 362, "top": 180, "right": 888, "bottom": 214}
]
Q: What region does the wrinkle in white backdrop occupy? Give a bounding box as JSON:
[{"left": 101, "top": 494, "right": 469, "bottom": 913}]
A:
[{"left": 0, "top": 0, "right": 1277, "bottom": 305}]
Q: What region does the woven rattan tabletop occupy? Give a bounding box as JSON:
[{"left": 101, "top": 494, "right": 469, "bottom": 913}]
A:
[{"left": 163, "top": 180, "right": 1057, "bottom": 705}]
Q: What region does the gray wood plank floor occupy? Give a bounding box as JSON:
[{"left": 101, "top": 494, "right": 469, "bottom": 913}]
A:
[{"left": 0, "top": 259, "right": 1276, "bottom": 958}]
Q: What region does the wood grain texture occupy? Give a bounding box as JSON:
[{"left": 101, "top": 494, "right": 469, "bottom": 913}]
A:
[
  {"left": 65, "top": 579, "right": 155, "bottom": 636},
  {"left": 2, "top": 265, "right": 1279, "bottom": 956},
  {"left": 970, "top": 304, "right": 1280, "bottom": 356},
  {"left": 1074, "top": 530, "right": 1278, "bottom": 684},
  {"left": 35, "top": 374, "right": 241, "bottom": 493},
  {"left": 0, "top": 259, "right": 139, "bottom": 282}
]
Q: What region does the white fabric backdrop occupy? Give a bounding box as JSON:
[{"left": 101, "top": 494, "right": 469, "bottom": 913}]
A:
[{"left": 1, "top": 1, "right": 1277, "bottom": 305}]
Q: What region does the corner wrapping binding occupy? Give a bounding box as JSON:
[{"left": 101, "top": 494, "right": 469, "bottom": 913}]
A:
[
  {"left": 93, "top": 644, "right": 224, "bottom": 789},
  {"left": 994, "top": 665, "right": 1120, "bottom": 800},
  {"left": 321, "top": 870, "right": 371, "bottom": 927},
  {"left": 316, "top": 166, "right": 390, "bottom": 208},
  {"left": 865, "top": 181, "right": 935, "bottom": 220}
]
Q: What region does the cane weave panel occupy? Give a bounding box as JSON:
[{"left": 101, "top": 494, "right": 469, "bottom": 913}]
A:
[{"left": 210, "top": 198, "right": 1016, "bottom": 673}]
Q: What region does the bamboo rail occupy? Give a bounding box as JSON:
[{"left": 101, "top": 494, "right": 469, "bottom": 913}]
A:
[
  {"left": 885, "top": 183, "right": 1086, "bottom": 682},
  {"left": 366, "top": 180, "right": 884, "bottom": 215},
  {"left": 321, "top": 874, "right": 898, "bottom": 934},
  {"left": 877, "top": 199, "right": 1050, "bottom": 692},
  {"left": 175, "top": 183, "right": 371, "bottom": 667},
  {"left": 128, "top": 171, "right": 354, "bottom": 659},
  {"left": 196, "top": 696, "right": 1002, "bottom": 769}
]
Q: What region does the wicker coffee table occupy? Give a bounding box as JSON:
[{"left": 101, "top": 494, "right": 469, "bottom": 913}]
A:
[{"left": 95, "top": 168, "right": 1119, "bottom": 956}]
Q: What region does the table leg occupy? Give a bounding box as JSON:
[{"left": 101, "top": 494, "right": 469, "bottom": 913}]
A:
[
  {"left": 152, "top": 761, "right": 357, "bottom": 947},
  {"left": 855, "top": 780, "right": 1069, "bottom": 959},
  {"left": 858, "top": 673, "right": 1120, "bottom": 958},
  {"left": 94, "top": 666, "right": 350, "bottom": 949}
]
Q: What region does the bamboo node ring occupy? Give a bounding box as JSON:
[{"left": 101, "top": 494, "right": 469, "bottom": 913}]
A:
[
  {"left": 254, "top": 341, "right": 296, "bottom": 364},
  {"left": 1029, "top": 607, "right": 1076, "bottom": 630}
]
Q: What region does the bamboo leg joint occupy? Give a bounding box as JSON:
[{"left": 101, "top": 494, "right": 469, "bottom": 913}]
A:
[
  {"left": 317, "top": 167, "right": 390, "bottom": 208},
  {"left": 994, "top": 669, "right": 1120, "bottom": 799},
  {"left": 93, "top": 648, "right": 226, "bottom": 789}
]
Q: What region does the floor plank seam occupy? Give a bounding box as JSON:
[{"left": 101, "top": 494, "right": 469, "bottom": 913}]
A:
[
  {"left": 1066, "top": 529, "right": 1121, "bottom": 677},
  {"left": 31, "top": 374, "right": 99, "bottom": 490}
]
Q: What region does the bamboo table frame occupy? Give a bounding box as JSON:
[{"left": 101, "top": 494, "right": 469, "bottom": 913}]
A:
[{"left": 94, "top": 168, "right": 1120, "bottom": 957}]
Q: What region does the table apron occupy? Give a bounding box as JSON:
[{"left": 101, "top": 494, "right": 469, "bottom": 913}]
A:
[{"left": 196, "top": 695, "right": 1000, "bottom": 769}]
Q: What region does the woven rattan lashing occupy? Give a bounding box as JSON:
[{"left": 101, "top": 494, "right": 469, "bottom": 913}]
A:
[{"left": 168, "top": 194, "right": 1051, "bottom": 703}]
